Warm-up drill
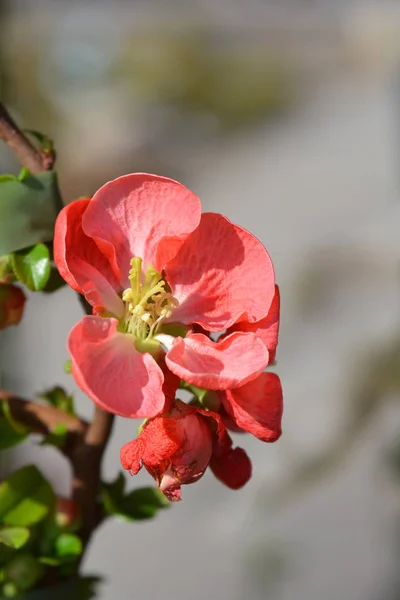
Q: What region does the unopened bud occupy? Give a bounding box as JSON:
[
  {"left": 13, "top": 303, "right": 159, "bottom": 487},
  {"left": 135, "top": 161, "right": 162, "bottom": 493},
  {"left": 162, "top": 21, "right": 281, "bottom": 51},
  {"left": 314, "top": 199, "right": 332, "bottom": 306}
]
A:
[
  {"left": 0, "top": 284, "right": 26, "bottom": 330},
  {"left": 55, "top": 495, "right": 81, "bottom": 528}
]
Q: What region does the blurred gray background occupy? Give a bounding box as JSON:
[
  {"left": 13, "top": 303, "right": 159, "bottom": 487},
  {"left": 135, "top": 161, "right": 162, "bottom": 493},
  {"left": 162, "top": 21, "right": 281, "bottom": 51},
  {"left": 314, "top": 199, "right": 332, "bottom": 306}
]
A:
[{"left": 1, "top": 1, "right": 400, "bottom": 599}]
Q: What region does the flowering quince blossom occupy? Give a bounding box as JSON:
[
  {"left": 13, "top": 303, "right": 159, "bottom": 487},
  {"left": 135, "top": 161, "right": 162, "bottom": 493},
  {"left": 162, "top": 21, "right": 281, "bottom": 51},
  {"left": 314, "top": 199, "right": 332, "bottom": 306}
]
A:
[
  {"left": 54, "top": 172, "right": 283, "bottom": 497},
  {"left": 120, "top": 399, "right": 251, "bottom": 501}
]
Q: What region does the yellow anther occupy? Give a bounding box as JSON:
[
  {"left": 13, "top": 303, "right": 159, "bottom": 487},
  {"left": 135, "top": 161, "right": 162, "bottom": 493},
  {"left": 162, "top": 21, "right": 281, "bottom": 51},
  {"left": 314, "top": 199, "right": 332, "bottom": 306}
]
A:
[{"left": 121, "top": 257, "right": 179, "bottom": 340}]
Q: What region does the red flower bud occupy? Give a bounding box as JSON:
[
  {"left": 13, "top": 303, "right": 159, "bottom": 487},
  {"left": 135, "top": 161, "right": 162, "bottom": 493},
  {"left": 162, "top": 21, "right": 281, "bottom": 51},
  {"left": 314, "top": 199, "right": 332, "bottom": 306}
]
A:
[
  {"left": 121, "top": 400, "right": 213, "bottom": 501},
  {"left": 55, "top": 495, "right": 80, "bottom": 527},
  {"left": 121, "top": 399, "right": 252, "bottom": 500},
  {"left": 0, "top": 284, "right": 26, "bottom": 330}
]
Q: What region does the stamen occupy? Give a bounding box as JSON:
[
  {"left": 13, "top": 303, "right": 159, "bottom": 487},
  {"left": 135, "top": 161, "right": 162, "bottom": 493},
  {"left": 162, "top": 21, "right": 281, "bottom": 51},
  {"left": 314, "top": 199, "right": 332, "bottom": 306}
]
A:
[{"left": 121, "top": 258, "right": 179, "bottom": 341}]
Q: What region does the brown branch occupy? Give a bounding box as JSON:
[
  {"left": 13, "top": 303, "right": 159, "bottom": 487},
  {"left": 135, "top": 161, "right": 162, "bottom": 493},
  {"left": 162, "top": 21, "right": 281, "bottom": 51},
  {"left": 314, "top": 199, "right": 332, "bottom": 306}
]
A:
[
  {"left": 71, "top": 406, "right": 115, "bottom": 546},
  {"left": 0, "top": 391, "right": 87, "bottom": 437},
  {"left": 0, "top": 102, "right": 55, "bottom": 172}
]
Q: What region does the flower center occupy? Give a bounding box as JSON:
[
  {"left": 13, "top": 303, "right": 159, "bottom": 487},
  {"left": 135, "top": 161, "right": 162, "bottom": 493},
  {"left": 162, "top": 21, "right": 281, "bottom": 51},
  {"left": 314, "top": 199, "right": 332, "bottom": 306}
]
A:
[{"left": 121, "top": 257, "right": 178, "bottom": 341}]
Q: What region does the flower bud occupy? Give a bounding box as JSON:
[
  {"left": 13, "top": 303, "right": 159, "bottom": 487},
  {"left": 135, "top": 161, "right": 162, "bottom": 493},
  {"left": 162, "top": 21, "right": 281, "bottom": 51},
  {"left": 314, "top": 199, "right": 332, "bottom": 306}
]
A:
[
  {"left": 121, "top": 400, "right": 213, "bottom": 501},
  {"left": 55, "top": 495, "right": 81, "bottom": 528},
  {"left": 0, "top": 284, "right": 26, "bottom": 330}
]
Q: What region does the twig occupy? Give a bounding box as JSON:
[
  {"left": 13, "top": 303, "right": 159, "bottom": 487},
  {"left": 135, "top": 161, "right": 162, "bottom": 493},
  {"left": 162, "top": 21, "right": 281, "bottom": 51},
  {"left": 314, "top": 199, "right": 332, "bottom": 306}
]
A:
[
  {"left": 71, "top": 407, "right": 115, "bottom": 546},
  {"left": 0, "top": 391, "right": 87, "bottom": 436},
  {"left": 0, "top": 102, "right": 55, "bottom": 172}
]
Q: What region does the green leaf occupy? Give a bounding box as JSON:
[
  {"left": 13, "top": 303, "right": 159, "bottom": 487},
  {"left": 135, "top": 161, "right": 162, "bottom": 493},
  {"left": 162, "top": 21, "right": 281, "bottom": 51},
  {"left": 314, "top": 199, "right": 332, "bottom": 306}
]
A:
[
  {"left": 102, "top": 478, "right": 169, "bottom": 521},
  {"left": 24, "top": 130, "right": 53, "bottom": 153},
  {"left": 0, "top": 466, "right": 55, "bottom": 527},
  {"left": 54, "top": 533, "right": 82, "bottom": 558},
  {"left": 17, "top": 169, "right": 31, "bottom": 182},
  {"left": 0, "top": 528, "right": 30, "bottom": 550},
  {"left": 38, "top": 557, "right": 60, "bottom": 567},
  {"left": 179, "top": 381, "right": 208, "bottom": 404},
  {"left": 39, "top": 387, "right": 74, "bottom": 416},
  {"left": 119, "top": 487, "right": 169, "bottom": 520},
  {"left": 11, "top": 576, "right": 101, "bottom": 600},
  {"left": 101, "top": 473, "right": 126, "bottom": 516},
  {"left": 0, "top": 401, "right": 28, "bottom": 449},
  {"left": 12, "top": 244, "right": 51, "bottom": 291},
  {"left": 0, "top": 419, "right": 27, "bottom": 450},
  {"left": 1, "top": 402, "right": 29, "bottom": 437},
  {"left": 0, "top": 171, "right": 62, "bottom": 255},
  {"left": 40, "top": 423, "right": 67, "bottom": 449}
]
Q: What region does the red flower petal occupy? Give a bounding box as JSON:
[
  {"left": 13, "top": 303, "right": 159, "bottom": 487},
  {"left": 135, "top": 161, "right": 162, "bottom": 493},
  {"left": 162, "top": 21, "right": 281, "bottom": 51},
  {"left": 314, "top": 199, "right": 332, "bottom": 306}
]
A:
[
  {"left": 68, "top": 316, "right": 166, "bottom": 418},
  {"left": 165, "top": 213, "right": 275, "bottom": 331},
  {"left": 121, "top": 416, "right": 182, "bottom": 474},
  {"left": 231, "top": 285, "right": 280, "bottom": 363},
  {"left": 82, "top": 174, "right": 201, "bottom": 282},
  {"left": 210, "top": 445, "right": 252, "bottom": 490},
  {"left": 54, "top": 198, "right": 124, "bottom": 317},
  {"left": 165, "top": 332, "right": 268, "bottom": 390},
  {"left": 221, "top": 373, "right": 283, "bottom": 442}
]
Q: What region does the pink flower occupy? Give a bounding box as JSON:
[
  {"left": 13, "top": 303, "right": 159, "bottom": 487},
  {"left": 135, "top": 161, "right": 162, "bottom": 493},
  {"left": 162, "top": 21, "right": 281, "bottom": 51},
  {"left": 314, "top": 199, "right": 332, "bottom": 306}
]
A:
[
  {"left": 120, "top": 399, "right": 251, "bottom": 501},
  {"left": 0, "top": 284, "right": 26, "bottom": 330},
  {"left": 54, "top": 173, "right": 276, "bottom": 418}
]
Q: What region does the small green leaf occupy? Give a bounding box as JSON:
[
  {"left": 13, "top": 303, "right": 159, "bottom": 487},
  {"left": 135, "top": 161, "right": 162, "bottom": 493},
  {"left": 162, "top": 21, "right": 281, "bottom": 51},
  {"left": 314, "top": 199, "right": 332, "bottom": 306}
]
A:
[
  {"left": 54, "top": 533, "right": 82, "bottom": 558},
  {"left": 1, "top": 401, "right": 29, "bottom": 437},
  {"left": 14, "top": 576, "right": 101, "bottom": 600},
  {"left": 101, "top": 473, "right": 126, "bottom": 516},
  {"left": 102, "top": 479, "right": 169, "bottom": 521},
  {"left": 179, "top": 381, "right": 208, "bottom": 404},
  {"left": 0, "top": 418, "right": 27, "bottom": 450},
  {"left": 0, "top": 528, "right": 30, "bottom": 549},
  {"left": 39, "top": 386, "right": 75, "bottom": 416},
  {"left": 119, "top": 487, "right": 169, "bottom": 520},
  {"left": 24, "top": 130, "right": 53, "bottom": 153},
  {"left": 12, "top": 244, "right": 51, "bottom": 291},
  {"left": 38, "top": 556, "right": 61, "bottom": 566},
  {"left": 0, "top": 401, "right": 29, "bottom": 451},
  {"left": 40, "top": 423, "right": 67, "bottom": 449},
  {"left": 0, "top": 465, "right": 55, "bottom": 527},
  {"left": 17, "top": 169, "right": 31, "bottom": 182},
  {"left": 0, "top": 171, "right": 62, "bottom": 255}
]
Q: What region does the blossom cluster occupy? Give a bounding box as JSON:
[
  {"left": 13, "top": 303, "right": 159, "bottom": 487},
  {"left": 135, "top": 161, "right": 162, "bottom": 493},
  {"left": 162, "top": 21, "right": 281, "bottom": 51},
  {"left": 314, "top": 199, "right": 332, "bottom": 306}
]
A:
[{"left": 54, "top": 174, "right": 283, "bottom": 501}]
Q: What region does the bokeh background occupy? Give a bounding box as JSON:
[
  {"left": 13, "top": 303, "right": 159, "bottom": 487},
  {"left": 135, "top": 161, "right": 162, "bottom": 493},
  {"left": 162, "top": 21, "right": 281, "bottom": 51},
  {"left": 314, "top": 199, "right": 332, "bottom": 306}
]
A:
[{"left": 1, "top": 1, "right": 400, "bottom": 599}]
